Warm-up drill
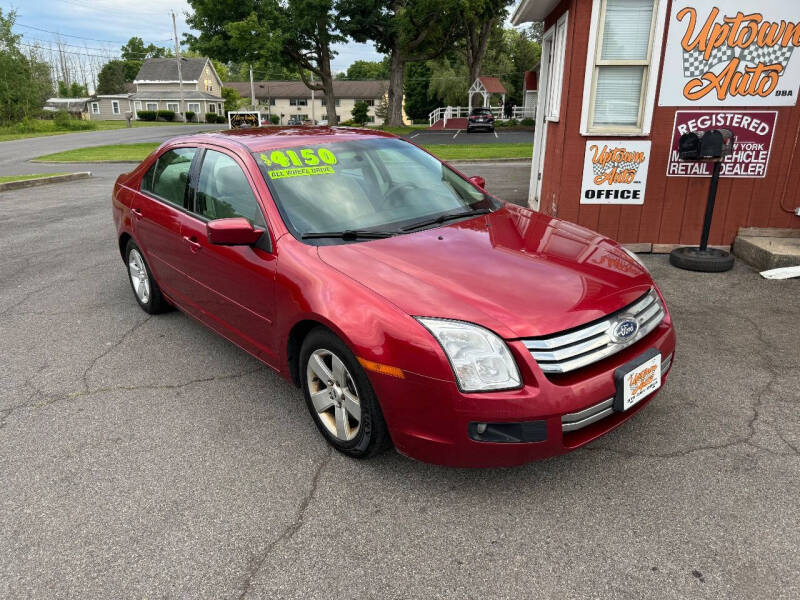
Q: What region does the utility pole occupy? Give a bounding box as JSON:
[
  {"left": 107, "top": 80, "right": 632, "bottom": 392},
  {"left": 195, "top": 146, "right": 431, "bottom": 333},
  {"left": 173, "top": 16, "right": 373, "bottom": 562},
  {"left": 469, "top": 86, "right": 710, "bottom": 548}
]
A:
[
  {"left": 310, "top": 72, "right": 315, "bottom": 123},
  {"left": 249, "top": 65, "right": 256, "bottom": 108},
  {"left": 171, "top": 10, "right": 185, "bottom": 121}
]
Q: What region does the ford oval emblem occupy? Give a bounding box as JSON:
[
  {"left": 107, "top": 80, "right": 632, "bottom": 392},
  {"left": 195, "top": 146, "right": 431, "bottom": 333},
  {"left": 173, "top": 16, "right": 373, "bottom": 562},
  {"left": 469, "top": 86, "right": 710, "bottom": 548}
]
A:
[{"left": 611, "top": 318, "right": 639, "bottom": 343}]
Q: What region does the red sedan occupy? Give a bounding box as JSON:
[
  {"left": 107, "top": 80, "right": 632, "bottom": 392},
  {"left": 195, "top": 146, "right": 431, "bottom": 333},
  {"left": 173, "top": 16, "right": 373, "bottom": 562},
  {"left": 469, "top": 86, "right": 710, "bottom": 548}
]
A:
[{"left": 112, "top": 127, "right": 676, "bottom": 467}]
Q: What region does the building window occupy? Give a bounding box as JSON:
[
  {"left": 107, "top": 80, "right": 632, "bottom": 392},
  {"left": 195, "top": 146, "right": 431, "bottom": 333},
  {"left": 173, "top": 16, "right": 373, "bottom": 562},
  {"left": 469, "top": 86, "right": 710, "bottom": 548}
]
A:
[
  {"left": 321, "top": 98, "right": 340, "bottom": 107},
  {"left": 543, "top": 13, "right": 568, "bottom": 122},
  {"left": 585, "top": 0, "right": 661, "bottom": 134},
  {"left": 146, "top": 102, "right": 158, "bottom": 111},
  {"left": 355, "top": 98, "right": 375, "bottom": 106},
  {"left": 289, "top": 98, "right": 308, "bottom": 106},
  {"left": 134, "top": 101, "right": 142, "bottom": 110},
  {"left": 112, "top": 100, "right": 120, "bottom": 115},
  {"left": 166, "top": 103, "right": 178, "bottom": 112},
  {"left": 209, "top": 104, "right": 216, "bottom": 113},
  {"left": 297, "top": 114, "right": 309, "bottom": 121},
  {"left": 187, "top": 103, "right": 200, "bottom": 113},
  {"left": 91, "top": 102, "right": 99, "bottom": 115}
]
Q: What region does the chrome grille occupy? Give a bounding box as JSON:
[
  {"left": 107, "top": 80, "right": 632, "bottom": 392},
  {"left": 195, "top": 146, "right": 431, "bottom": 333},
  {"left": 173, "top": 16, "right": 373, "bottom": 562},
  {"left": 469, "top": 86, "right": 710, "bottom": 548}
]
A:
[
  {"left": 561, "top": 352, "right": 673, "bottom": 433},
  {"left": 524, "top": 289, "right": 665, "bottom": 374}
]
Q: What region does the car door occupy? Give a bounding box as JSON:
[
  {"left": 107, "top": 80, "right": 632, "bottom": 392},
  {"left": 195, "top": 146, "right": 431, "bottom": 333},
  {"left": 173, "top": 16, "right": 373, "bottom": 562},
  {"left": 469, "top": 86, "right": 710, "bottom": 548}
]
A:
[
  {"left": 174, "top": 147, "right": 279, "bottom": 365},
  {"left": 131, "top": 146, "right": 198, "bottom": 298}
]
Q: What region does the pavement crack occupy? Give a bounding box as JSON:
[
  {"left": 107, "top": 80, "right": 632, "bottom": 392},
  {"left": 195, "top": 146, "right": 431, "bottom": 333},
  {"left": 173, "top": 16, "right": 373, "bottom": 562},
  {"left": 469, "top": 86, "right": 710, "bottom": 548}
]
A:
[
  {"left": 238, "top": 447, "right": 332, "bottom": 600},
  {"left": 81, "top": 316, "right": 153, "bottom": 394}
]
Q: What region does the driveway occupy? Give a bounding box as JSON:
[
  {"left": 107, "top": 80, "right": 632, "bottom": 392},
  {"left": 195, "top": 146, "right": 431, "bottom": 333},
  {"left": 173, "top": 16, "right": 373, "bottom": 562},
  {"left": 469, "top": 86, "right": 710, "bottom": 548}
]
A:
[
  {"left": 1, "top": 170, "right": 798, "bottom": 598},
  {"left": 403, "top": 129, "right": 534, "bottom": 145},
  {"left": 0, "top": 124, "right": 220, "bottom": 175}
]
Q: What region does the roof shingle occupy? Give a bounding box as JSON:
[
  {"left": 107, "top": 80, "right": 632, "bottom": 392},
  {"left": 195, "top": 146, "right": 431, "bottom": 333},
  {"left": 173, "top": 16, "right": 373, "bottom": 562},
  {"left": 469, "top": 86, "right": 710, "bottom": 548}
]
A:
[
  {"left": 227, "top": 80, "right": 389, "bottom": 100},
  {"left": 134, "top": 57, "right": 209, "bottom": 83}
]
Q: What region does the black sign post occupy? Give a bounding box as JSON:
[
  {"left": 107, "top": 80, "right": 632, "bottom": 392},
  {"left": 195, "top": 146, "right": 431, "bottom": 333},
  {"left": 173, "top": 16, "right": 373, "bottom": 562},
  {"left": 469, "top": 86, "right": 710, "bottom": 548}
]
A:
[{"left": 669, "top": 129, "right": 736, "bottom": 273}]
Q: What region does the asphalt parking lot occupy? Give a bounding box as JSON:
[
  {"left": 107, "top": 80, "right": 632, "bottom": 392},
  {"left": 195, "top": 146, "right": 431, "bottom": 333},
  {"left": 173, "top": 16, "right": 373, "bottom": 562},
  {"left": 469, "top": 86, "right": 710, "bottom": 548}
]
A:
[
  {"left": 402, "top": 129, "right": 534, "bottom": 145},
  {"left": 1, "top": 167, "right": 799, "bottom": 598}
]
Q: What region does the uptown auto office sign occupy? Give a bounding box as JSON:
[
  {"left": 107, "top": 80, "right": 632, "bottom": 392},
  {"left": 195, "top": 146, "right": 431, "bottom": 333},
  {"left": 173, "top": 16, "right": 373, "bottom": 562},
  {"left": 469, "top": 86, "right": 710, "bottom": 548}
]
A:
[{"left": 659, "top": 1, "right": 800, "bottom": 107}]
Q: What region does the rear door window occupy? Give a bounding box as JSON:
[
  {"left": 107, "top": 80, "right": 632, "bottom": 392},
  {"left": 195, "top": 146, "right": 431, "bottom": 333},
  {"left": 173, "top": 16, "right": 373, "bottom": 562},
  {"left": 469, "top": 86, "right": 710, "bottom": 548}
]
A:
[{"left": 141, "top": 147, "right": 196, "bottom": 209}]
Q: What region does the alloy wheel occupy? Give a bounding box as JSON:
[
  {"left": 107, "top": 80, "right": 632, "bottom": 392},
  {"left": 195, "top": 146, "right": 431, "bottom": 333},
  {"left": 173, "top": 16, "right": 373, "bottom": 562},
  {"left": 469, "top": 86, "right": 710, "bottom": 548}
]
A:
[
  {"left": 128, "top": 248, "right": 151, "bottom": 305},
  {"left": 306, "top": 348, "right": 362, "bottom": 441}
]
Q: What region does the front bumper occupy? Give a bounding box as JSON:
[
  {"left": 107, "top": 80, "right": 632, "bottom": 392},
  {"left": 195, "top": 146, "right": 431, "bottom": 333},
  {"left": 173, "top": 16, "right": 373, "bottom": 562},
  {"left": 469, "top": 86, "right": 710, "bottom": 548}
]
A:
[{"left": 371, "top": 319, "right": 676, "bottom": 467}]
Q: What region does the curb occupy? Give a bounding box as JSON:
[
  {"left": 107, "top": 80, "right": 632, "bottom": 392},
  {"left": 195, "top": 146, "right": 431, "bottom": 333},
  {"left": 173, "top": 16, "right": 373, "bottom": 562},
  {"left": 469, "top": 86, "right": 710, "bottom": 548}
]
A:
[{"left": 0, "top": 171, "right": 92, "bottom": 192}]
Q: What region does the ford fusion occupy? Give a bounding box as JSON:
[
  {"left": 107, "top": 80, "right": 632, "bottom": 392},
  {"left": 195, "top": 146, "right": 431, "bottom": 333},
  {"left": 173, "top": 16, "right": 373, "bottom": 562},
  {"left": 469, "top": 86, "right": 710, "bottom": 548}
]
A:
[{"left": 112, "top": 127, "right": 676, "bottom": 467}]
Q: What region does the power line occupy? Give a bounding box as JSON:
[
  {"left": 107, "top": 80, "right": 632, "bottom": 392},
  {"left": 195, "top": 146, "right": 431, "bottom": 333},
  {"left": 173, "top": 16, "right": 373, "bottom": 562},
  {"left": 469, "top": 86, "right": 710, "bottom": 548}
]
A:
[
  {"left": 24, "top": 36, "right": 172, "bottom": 58},
  {"left": 14, "top": 22, "right": 172, "bottom": 45}
]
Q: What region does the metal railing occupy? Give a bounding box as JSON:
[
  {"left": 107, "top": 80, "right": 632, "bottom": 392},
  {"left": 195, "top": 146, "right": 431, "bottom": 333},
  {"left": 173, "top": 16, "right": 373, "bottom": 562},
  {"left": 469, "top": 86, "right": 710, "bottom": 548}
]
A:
[{"left": 429, "top": 105, "right": 536, "bottom": 127}]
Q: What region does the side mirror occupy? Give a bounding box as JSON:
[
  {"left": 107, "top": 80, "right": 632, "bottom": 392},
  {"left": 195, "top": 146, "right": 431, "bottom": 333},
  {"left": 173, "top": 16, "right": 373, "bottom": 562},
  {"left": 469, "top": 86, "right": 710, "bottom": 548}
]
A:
[
  {"left": 207, "top": 217, "right": 264, "bottom": 246},
  {"left": 468, "top": 175, "right": 486, "bottom": 189}
]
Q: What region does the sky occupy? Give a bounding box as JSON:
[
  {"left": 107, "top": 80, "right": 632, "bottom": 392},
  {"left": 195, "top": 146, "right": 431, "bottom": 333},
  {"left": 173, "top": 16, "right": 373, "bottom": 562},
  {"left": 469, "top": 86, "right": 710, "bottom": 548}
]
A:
[{"left": 2, "top": 0, "right": 385, "bottom": 76}]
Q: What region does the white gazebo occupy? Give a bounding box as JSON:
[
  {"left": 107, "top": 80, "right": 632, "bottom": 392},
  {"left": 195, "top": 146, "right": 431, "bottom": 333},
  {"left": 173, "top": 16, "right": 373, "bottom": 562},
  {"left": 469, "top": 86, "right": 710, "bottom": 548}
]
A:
[{"left": 467, "top": 76, "right": 507, "bottom": 113}]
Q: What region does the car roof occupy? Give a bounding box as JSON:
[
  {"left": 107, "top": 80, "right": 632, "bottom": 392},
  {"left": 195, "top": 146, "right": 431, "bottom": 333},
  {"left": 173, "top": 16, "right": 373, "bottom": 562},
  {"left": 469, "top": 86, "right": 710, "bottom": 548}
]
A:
[{"left": 169, "top": 126, "right": 398, "bottom": 152}]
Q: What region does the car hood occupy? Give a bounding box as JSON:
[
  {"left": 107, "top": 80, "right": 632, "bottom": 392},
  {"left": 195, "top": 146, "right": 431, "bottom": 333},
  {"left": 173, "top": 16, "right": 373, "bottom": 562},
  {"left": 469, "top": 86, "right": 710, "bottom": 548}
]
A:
[{"left": 317, "top": 205, "right": 654, "bottom": 339}]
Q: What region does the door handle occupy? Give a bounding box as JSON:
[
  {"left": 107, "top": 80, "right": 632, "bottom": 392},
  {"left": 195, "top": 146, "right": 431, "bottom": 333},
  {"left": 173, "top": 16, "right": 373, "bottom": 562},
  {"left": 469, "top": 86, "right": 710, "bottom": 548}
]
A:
[
  {"left": 182, "top": 235, "right": 202, "bottom": 253},
  {"left": 132, "top": 207, "right": 143, "bottom": 219}
]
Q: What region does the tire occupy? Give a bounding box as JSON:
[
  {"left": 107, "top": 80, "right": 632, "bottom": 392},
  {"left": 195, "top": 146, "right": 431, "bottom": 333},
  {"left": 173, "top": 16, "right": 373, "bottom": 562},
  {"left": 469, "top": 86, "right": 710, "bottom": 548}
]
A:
[
  {"left": 669, "top": 246, "right": 735, "bottom": 272},
  {"left": 125, "top": 239, "right": 170, "bottom": 314},
  {"left": 300, "top": 327, "right": 392, "bottom": 459},
  {"left": 466, "top": 127, "right": 472, "bottom": 133}
]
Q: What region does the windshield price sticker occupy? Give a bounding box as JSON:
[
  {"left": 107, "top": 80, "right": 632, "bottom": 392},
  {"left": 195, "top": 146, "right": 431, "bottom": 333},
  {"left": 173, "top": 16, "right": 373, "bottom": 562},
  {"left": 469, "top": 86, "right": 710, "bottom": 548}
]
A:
[
  {"left": 269, "top": 166, "right": 335, "bottom": 179},
  {"left": 260, "top": 148, "right": 338, "bottom": 179}
]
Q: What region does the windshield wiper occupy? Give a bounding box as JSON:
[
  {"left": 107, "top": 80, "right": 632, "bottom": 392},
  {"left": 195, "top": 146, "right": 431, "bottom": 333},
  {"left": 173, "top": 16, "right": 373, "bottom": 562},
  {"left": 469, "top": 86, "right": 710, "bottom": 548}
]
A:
[
  {"left": 401, "top": 208, "right": 492, "bottom": 232},
  {"left": 301, "top": 229, "right": 396, "bottom": 240}
]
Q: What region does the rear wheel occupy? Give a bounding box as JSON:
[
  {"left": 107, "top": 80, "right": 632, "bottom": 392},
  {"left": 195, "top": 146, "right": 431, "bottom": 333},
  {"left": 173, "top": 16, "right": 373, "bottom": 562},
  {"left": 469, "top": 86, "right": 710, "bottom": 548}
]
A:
[
  {"left": 300, "top": 328, "right": 391, "bottom": 458},
  {"left": 125, "top": 239, "right": 169, "bottom": 314}
]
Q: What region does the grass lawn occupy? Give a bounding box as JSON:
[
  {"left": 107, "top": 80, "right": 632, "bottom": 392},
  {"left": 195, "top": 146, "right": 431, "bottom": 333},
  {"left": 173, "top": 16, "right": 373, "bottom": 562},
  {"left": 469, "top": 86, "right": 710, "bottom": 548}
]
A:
[
  {"left": 34, "top": 141, "right": 532, "bottom": 163},
  {"left": 0, "top": 120, "right": 207, "bottom": 142},
  {"left": 34, "top": 143, "right": 159, "bottom": 162},
  {"left": 424, "top": 143, "right": 532, "bottom": 160},
  {"left": 0, "top": 172, "right": 70, "bottom": 183}
]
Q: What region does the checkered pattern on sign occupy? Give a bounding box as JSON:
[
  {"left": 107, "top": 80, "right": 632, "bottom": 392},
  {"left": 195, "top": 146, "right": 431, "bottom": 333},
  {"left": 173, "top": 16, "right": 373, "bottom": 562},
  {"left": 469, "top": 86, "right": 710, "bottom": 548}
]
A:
[
  {"left": 741, "top": 44, "right": 794, "bottom": 72},
  {"left": 593, "top": 161, "right": 640, "bottom": 177},
  {"left": 682, "top": 46, "right": 735, "bottom": 78}
]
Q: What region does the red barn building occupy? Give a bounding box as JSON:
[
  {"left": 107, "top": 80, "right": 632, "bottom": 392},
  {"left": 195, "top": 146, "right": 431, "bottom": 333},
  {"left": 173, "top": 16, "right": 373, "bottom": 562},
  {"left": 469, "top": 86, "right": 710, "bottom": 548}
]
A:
[{"left": 512, "top": 0, "right": 800, "bottom": 250}]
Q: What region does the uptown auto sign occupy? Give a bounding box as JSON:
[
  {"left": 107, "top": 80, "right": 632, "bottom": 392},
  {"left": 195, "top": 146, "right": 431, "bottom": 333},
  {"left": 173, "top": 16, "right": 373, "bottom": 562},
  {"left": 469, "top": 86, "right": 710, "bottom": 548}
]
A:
[
  {"left": 659, "top": 1, "right": 800, "bottom": 106},
  {"left": 581, "top": 141, "right": 652, "bottom": 205}
]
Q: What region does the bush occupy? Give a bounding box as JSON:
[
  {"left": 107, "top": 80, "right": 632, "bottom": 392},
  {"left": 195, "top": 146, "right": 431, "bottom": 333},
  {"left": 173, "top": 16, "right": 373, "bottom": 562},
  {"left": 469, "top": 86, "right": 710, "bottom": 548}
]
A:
[
  {"left": 270, "top": 114, "right": 279, "bottom": 125},
  {"left": 137, "top": 110, "right": 157, "bottom": 121},
  {"left": 205, "top": 112, "right": 217, "bottom": 123},
  {"left": 338, "top": 119, "right": 355, "bottom": 126},
  {"left": 351, "top": 101, "right": 369, "bottom": 125},
  {"left": 53, "top": 110, "right": 71, "bottom": 128},
  {"left": 185, "top": 111, "right": 196, "bottom": 122},
  {"left": 157, "top": 110, "right": 175, "bottom": 122},
  {"left": 520, "top": 118, "right": 535, "bottom": 127}
]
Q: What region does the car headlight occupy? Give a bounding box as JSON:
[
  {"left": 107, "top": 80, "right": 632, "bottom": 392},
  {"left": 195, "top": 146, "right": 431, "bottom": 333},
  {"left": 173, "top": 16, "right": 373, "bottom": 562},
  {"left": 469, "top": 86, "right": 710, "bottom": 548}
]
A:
[
  {"left": 622, "top": 247, "right": 649, "bottom": 272},
  {"left": 415, "top": 318, "right": 521, "bottom": 392}
]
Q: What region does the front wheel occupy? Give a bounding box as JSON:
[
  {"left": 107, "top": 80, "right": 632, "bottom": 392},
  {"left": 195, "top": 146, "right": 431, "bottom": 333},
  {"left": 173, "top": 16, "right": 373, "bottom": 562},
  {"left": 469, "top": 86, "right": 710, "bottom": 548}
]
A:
[{"left": 300, "top": 328, "right": 391, "bottom": 458}]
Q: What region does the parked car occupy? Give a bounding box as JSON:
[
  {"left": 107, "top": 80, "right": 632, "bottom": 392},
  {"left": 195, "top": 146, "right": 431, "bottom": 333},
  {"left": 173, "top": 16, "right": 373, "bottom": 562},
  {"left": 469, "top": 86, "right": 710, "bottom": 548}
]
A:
[
  {"left": 287, "top": 116, "right": 303, "bottom": 126},
  {"left": 317, "top": 119, "right": 329, "bottom": 126},
  {"left": 113, "top": 127, "right": 676, "bottom": 467},
  {"left": 467, "top": 107, "right": 495, "bottom": 133}
]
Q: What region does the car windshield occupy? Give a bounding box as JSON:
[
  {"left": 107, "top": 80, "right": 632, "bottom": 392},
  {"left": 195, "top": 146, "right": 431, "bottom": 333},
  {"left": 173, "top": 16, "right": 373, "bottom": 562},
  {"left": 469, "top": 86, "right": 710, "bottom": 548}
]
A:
[
  {"left": 252, "top": 138, "right": 499, "bottom": 242},
  {"left": 471, "top": 108, "right": 492, "bottom": 115}
]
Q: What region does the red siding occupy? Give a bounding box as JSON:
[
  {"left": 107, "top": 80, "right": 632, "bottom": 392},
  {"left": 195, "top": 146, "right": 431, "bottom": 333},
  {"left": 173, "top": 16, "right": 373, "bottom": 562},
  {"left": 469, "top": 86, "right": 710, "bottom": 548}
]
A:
[{"left": 539, "top": 0, "right": 800, "bottom": 246}]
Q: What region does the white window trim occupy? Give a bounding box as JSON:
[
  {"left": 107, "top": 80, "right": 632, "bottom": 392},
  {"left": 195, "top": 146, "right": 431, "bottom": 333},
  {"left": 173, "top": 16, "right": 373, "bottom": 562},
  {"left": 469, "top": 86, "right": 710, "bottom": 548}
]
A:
[
  {"left": 542, "top": 12, "right": 568, "bottom": 122},
  {"left": 209, "top": 104, "right": 216, "bottom": 113},
  {"left": 134, "top": 101, "right": 142, "bottom": 110},
  {"left": 580, "top": 0, "right": 668, "bottom": 136},
  {"left": 111, "top": 100, "right": 120, "bottom": 115},
  {"left": 91, "top": 102, "right": 99, "bottom": 115},
  {"left": 187, "top": 103, "right": 200, "bottom": 113},
  {"left": 166, "top": 102, "right": 179, "bottom": 112},
  {"left": 146, "top": 102, "right": 158, "bottom": 111}
]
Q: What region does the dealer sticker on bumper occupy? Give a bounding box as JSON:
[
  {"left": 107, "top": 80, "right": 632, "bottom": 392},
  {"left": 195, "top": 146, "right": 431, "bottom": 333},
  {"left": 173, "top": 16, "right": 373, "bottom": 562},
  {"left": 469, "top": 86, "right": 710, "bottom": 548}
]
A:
[{"left": 614, "top": 349, "right": 661, "bottom": 412}]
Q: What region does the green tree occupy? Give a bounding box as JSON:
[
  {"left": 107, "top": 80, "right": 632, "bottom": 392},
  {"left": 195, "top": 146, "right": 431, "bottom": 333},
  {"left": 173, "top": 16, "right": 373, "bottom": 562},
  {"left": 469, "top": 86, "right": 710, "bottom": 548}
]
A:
[
  {"left": 185, "top": 0, "right": 345, "bottom": 124},
  {"left": 0, "top": 9, "right": 52, "bottom": 123},
  {"left": 96, "top": 60, "right": 128, "bottom": 94},
  {"left": 351, "top": 100, "right": 369, "bottom": 125},
  {"left": 338, "top": 0, "right": 463, "bottom": 126},
  {"left": 403, "top": 61, "right": 437, "bottom": 120},
  {"left": 459, "top": 0, "right": 512, "bottom": 85},
  {"left": 221, "top": 86, "right": 241, "bottom": 111},
  {"left": 121, "top": 36, "right": 169, "bottom": 60},
  {"left": 338, "top": 58, "right": 390, "bottom": 80}
]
